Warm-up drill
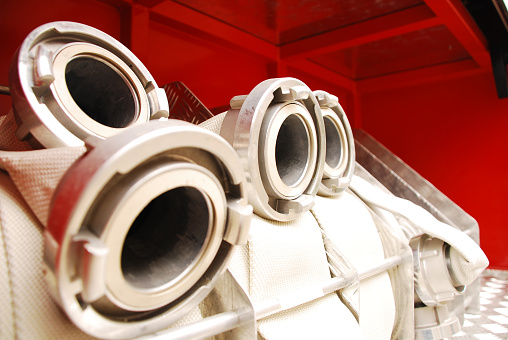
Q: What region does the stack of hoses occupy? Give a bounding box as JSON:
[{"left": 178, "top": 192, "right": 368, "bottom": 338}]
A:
[
  {"left": 0, "top": 19, "right": 489, "bottom": 340},
  {"left": 1, "top": 21, "right": 252, "bottom": 340},
  {"left": 196, "top": 76, "right": 488, "bottom": 339},
  {"left": 196, "top": 78, "right": 395, "bottom": 339}
]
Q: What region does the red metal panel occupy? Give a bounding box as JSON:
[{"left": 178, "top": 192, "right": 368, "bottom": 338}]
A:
[
  {"left": 280, "top": 4, "right": 440, "bottom": 61},
  {"left": 361, "top": 72, "right": 508, "bottom": 269},
  {"left": 309, "top": 25, "right": 472, "bottom": 80},
  {"left": 125, "top": 4, "right": 151, "bottom": 63},
  {"left": 149, "top": 1, "right": 277, "bottom": 60},
  {"left": 171, "top": 0, "right": 423, "bottom": 45},
  {"left": 286, "top": 59, "right": 355, "bottom": 90},
  {"left": 423, "top": 0, "right": 490, "bottom": 70},
  {"left": 357, "top": 59, "right": 482, "bottom": 92},
  {"left": 144, "top": 20, "right": 271, "bottom": 109}
]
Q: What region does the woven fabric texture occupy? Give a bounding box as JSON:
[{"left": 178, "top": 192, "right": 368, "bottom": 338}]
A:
[
  {"left": 0, "top": 111, "right": 205, "bottom": 338},
  {"left": 0, "top": 112, "right": 32, "bottom": 152},
  {"left": 198, "top": 111, "right": 227, "bottom": 135},
  {"left": 0, "top": 147, "right": 86, "bottom": 226},
  {"left": 0, "top": 175, "right": 15, "bottom": 340},
  {"left": 228, "top": 213, "right": 366, "bottom": 339},
  {"left": 0, "top": 111, "right": 87, "bottom": 227},
  {"left": 312, "top": 192, "right": 396, "bottom": 340},
  {"left": 0, "top": 171, "right": 97, "bottom": 339}
]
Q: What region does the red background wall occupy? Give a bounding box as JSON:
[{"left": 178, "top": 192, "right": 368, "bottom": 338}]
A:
[
  {"left": 0, "top": 0, "right": 506, "bottom": 268},
  {"left": 361, "top": 73, "right": 508, "bottom": 269}
]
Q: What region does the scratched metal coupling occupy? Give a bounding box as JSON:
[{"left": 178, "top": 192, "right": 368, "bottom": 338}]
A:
[
  {"left": 219, "top": 78, "right": 325, "bottom": 221},
  {"left": 9, "top": 21, "right": 168, "bottom": 148},
  {"left": 45, "top": 120, "right": 252, "bottom": 339},
  {"left": 314, "top": 90, "right": 355, "bottom": 196}
]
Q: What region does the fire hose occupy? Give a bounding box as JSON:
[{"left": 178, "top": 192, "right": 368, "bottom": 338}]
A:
[{"left": 0, "top": 20, "right": 489, "bottom": 340}]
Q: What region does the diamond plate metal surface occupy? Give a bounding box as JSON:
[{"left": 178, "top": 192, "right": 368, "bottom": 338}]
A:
[{"left": 447, "top": 270, "right": 508, "bottom": 340}]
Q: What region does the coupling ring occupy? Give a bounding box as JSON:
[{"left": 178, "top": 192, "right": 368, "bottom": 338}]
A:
[
  {"left": 220, "top": 78, "right": 325, "bottom": 221},
  {"left": 259, "top": 101, "right": 318, "bottom": 199},
  {"left": 410, "top": 234, "right": 465, "bottom": 307},
  {"left": 9, "top": 21, "right": 169, "bottom": 148},
  {"left": 314, "top": 90, "right": 355, "bottom": 196},
  {"left": 45, "top": 120, "right": 252, "bottom": 339}
]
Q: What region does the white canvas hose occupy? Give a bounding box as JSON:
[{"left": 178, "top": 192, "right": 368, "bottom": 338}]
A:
[
  {"left": 350, "top": 175, "right": 489, "bottom": 287},
  {"left": 0, "top": 111, "right": 257, "bottom": 339},
  {"left": 1, "top": 20, "right": 253, "bottom": 338},
  {"left": 228, "top": 214, "right": 367, "bottom": 340},
  {"left": 0, "top": 112, "right": 86, "bottom": 226},
  {"left": 198, "top": 80, "right": 366, "bottom": 339},
  {"left": 311, "top": 192, "right": 397, "bottom": 340}
]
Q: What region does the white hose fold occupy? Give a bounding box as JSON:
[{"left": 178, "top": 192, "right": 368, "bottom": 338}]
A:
[{"left": 350, "top": 175, "right": 488, "bottom": 286}]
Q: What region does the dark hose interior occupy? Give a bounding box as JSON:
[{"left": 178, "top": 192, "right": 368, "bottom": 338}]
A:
[
  {"left": 275, "top": 114, "right": 310, "bottom": 187},
  {"left": 121, "top": 186, "right": 210, "bottom": 289},
  {"left": 65, "top": 56, "right": 136, "bottom": 128}
]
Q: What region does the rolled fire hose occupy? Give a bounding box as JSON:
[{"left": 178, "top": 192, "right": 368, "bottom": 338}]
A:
[
  {"left": 0, "top": 117, "right": 252, "bottom": 339},
  {"left": 308, "top": 91, "right": 397, "bottom": 340},
  {"left": 349, "top": 175, "right": 488, "bottom": 290},
  {"left": 1, "top": 21, "right": 253, "bottom": 339},
  {"left": 235, "top": 214, "right": 366, "bottom": 340},
  {"left": 198, "top": 79, "right": 366, "bottom": 339},
  {"left": 312, "top": 192, "right": 397, "bottom": 340},
  {"left": 45, "top": 120, "right": 252, "bottom": 339},
  {"left": 350, "top": 175, "right": 489, "bottom": 339},
  {"left": 9, "top": 21, "right": 169, "bottom": 149}
]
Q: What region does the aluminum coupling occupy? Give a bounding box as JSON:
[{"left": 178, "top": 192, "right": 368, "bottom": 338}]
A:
[
  {"left": 410, "top": 234, "right": 465, "bottom": 307},
  {"left": 9, "top": 21, "right": 169, "bottom": 148},
  {"left": 45, "top": 120, "right": 252, "bottom": 339},
  {"left": 220, "top": 78, "right": 325, "bottom": 221},
  {"left": 314, "top": 90, "right": 355, "bottom": 196}
]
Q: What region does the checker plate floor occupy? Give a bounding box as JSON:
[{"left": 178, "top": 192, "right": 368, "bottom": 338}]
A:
[{"left": 447, "top": 270, "right": 508, "bottom": 340}]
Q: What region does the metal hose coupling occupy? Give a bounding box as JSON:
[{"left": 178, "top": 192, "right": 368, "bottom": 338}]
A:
[
  {"left": 45, "top": 120, "right": 252, "bottom": 339},
  {"left": 411, "top": 234, "right": 464, "bottom": 339},
  {"left": 410, "top": 234, "right": 465, "bottom": 307},
  {"left": 9, "top": 21, "right": 169, "bottom": 148},
  {"left": 219, "top": 78, "right": 325, "bottom": 221},
  {"left": 313, "top": 90, "right": 355, "bottom": 196}
]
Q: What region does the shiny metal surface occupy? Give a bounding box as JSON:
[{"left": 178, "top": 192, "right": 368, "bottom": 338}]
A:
[
  {"left": 9, "top": 21, "right": 169, "bottom": 148},
  {"left": 411, "top": 234, "right": 466, "bottom": 339},
  {"left": 314, "top": 90, "right": 355, "bottom": 196},
  {"left": 448, "top": 270, "right": 508, "bottom": 339},
  {"left": 45, "top": 120, "right": 252, "bottom": 339},
  {"left": 0, "top": 85, "right": 10, "bottom": 95},
  {"left": 163, "top": 81, "right": 214, "bottom": 124},
  {"left": 415, "top": 303, "right": 462, "bottom": 340},
  {"left": 146, "top": 270, "right": 256, "bottom": 340},
  {"left": 220, "top": 78, "right": 325, "bottom": 221},
  {"left": 411, "top": 234, "right": 465, "bottom": 307}
]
